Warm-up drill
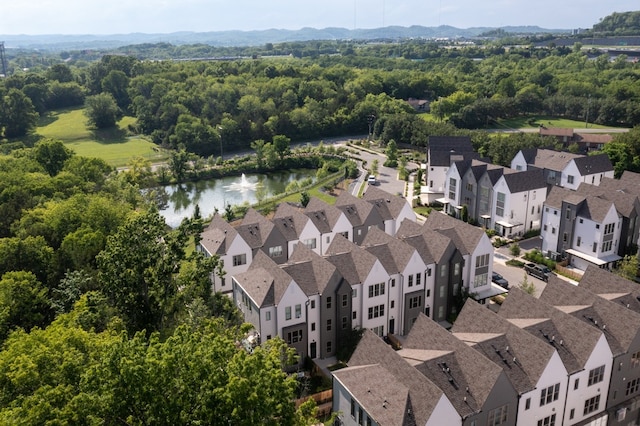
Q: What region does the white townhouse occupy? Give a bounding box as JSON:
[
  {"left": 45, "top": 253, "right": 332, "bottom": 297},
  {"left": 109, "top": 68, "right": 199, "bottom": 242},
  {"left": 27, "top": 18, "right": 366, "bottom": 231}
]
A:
[
  {"left": 500, "top": 288, "right": 613, "bottom": 425},
  {"left": 273, "top": 202, "right": 322, "bottom": 257},
  {"left": 491, "top": 169, "right": 546, "bottom": 238},
  {"left": 304, "top": 197, "right": 352, "bottom": 254},
  {"left": 198, "top": 213, "right": 252, "bottom": 294},
  {"left": 453, "top": 300, "right": 570, "bottom": 426},
  {"left": 542, "top": 186, "right": 622, "bottom": 270},
  {"left": 424, "top": 136, "right": 478, "bottom": 204}
]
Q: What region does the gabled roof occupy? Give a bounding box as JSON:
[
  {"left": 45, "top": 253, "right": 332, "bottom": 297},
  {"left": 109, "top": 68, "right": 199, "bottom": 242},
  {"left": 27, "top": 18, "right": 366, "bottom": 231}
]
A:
[
  {"left": 484, "top": 165, "right": 510, "bottom": 185},
  {"left": 348, "top": 330, "right": 449, "bottom": 426},
  {"left": 578, "top": 265, "right": 640, "bottom": 314},
  {"left": 428, "top": 136, "right": 476, "bottom": 167},
  {"left": 498, "top": 287, "right": 603, "bottom": 373},
  {"left": 333, "top": 364, "right": 410, "bottom": 426},
  {"left": 501, "top": 169, "right": 546, "bottom": 193},
  {"left": 325, "top": 234, "right": 382, "bottom": 286},
  {"left": 235, "top": 208, "right": 277, "bottom": 249},
  {"left": 539, "top": 127, "right": 574, "bottom": 138},
  {"left": 400, "top": 314, "right": 506, "bottom": 417},
  {"left": 200, "top": 213, "right": 239, "bottom": 256},
  {"left": 544, "top": 185, "right": 585, "bottom": 209},
  {"left": 452, "top": 300, "right": 558, "bottom": 396},
  {"left": 577, "top": 196, "right": 617, "bottom": 223},
  {"left": 521, "top": 148, "right": 582, "bottom": 172},
  {"left": 272, "top": 203, "right": 310, "bottom": 241},
  {"left": 399, "top": 228, "right": 454, "bottom": 265},
  {"left": 304, "top": 197, "right": 344, "bottom": 234},
  {"left": 572, "top": 154, "right": 613, "bottom": 175},
  {"left": 234, "top": 250, "right": 294, "bottom": 307},
  {"left": 620, "top": 171, "right": 640, "bottom": 189},
  {"left": 575, "top": 133, "right": 613, "bottom": 144},
  {"left": 540, "top": 276, "right": 640, "bottom": 356},
  {"left": 361, "top": 227, "right": 417, "bottom": 274},
  {"left": 577, "top": 182, "right": 640, "bottom": 218},
  {"left": 423, "top": 212, "right": 486, "bottom": 255},
  {"left": 363, "top": 186, "right": 412, "bottom": 221},
  {"left": 283, "top": 244, "right": 341, "bottom": 296},
  {"left": 335, "top": 192, "right": 375, "bottom": 227}
]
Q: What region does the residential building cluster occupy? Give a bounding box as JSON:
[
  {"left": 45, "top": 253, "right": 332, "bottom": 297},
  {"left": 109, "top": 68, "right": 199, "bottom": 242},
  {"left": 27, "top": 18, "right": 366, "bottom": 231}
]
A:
[
  {"left": 198, "top": 186, "right": 503, "bottom": 367},
  {"left": 334, "top": 265, "right": 640, "bottom": 426}
]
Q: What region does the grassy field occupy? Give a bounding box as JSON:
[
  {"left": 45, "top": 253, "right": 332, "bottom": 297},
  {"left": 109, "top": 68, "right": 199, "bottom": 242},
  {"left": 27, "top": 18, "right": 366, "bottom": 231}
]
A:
[
  {"left": 493, "top": 116, "right": 611, "bottom": 130},
  {"left": 36, "top": 108, "right": 169, "bottom": 167}
]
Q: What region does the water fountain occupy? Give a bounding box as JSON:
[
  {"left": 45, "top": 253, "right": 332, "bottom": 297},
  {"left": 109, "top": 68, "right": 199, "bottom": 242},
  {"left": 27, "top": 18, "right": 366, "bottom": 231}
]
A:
[{"left": 224, "top": 173, "right": 260, "bottom": 192}]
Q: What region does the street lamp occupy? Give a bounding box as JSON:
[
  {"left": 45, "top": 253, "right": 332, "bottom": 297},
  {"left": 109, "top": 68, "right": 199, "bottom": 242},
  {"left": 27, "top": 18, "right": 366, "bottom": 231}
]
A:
[
  {"left": 217, "top": 126, "right": 224, "bottom": 161},
  {"left": 367, "top": 114, "right": 376, "bottom": 140}
]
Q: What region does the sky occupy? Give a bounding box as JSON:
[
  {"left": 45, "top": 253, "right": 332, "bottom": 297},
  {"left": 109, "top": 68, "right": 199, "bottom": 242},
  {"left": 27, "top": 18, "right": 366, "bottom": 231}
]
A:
[{"left": 1, "top": 0, "right": 637, "bottom": 35}]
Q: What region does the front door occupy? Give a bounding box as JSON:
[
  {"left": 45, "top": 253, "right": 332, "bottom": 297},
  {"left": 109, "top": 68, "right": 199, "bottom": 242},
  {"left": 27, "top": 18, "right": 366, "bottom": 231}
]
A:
[
  {"left": 389, "top": 318, "right": 395, "bottom": 335},
  {"left": 310, "top": 342, "right": 317, "bottom": 359}
]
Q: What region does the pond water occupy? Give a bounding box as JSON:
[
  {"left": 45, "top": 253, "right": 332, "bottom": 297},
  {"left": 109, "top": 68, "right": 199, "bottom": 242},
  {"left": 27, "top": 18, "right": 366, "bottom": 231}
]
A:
[{"left": 158, "top": 170, "right": 315, "bottom": 228}]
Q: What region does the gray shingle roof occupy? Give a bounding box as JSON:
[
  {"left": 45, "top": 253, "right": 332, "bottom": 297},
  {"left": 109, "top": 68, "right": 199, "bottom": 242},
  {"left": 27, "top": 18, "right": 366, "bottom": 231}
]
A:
[
  {"left": 283, "top": 244, "right": 341, "bottom": 296},
  {"left": 236, "top": 208, "right": 276, "bottom": 249},
  {"left": 428, "top": 136, "right": 476, "bottom": 167},
  {"left": 578, "top": 196, "right": 616, "bottom": 223},
  {"left": 573, "top": 154, "right": 613, "bottom": 175},
  {"left": 578, "top": 265, "right": 640, "bottom": 314},
  {"left": 236, "top": 250, "right": 294, "bottom": 306},
  {"left": 424, "top": 212, "right": 485, "bottom": 255},
  {"left": 524, "top": 148, "right": 582, "bottom": 172},
  {"left": 540, "top": 275, "right": 640, "bottom": 356},
  {"left": 335, "top": 192, "right": 375, "bottom": 227},
  {"left": 200, "top": 213, "right": 239, "bottom": 256},
  {"left": 361, "top": 227, "right": 416, "bottom": 274},
  {"left": 348, "top": 330, "right": 449, "bottom": 426},
  {"left": 620, "top": 171, "right": 640, "bottom": 190},
  {"left": 325, "top": 234, "right": 382, "bottom": 285},
  {"left": 502, "top": 169, "right": 546, "bottom": 193},
  {"left": 401, "top": 313, "right": 506, "bottom": 416},
  {"left": 304, "top": 197, "right": 344, "bottom": 234},
  {"left": 452, "top": 300, "right": 557, "bottom": 396},
  {"left": 498, "top": 287, "right": 603, "bottom": 373},
  {"left": 578, "top": 182, "right": 640, "bottom": 218},
  {"left": 544, "top": 185, "right": 585, "bottom": 209},
  {"left": 363, "top": 186, "right": 412, "bottom": 221},
  {"left": 272, "top": 203, "right": 310, "bottom": 241}
]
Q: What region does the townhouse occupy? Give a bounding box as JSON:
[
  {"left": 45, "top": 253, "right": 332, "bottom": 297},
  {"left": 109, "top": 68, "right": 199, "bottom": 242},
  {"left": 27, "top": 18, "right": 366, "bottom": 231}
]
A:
[
  {"left": 273, "top": 202, "right": 322, "bottom": 256},
  {"left": 452, "top": 300, "right": 569, "bottom": 426},
  {"left": 236, "top": 208, "right": 289, "bottom": 264},
  {"left": 540, "top": 276, "right": 640, "bottom": 424},
  {"left": 424, "top": 135, "right": 478, "bottom": 204},
  {"left": 541, "top": 185, "right": 623, "bottom": 269},
  {"left": 198, "top": 213, "right": 252, "bottom": 294},
  {"left": 399, "top": 313, "right": 518, "bottom": 425},
  {"left": 362, "top": 185, "right": 416, "bottom": 236},
  {"left": 578, "top": 265, "right": 640, "bottom": 314},
  {"left": 334, "top": 191, "right": 385, "bottom": 245},
  {"left": 498, "top": 287, "right": 613, "bottom": 425},
  {"left": 333, "top": 330, "right": 461, "bottom": 426},
  {"left": 303, "top": 197, "right": 352, "bottom": 254},
  {"left": 510, "top": 148, "right": 613, "bottom": 190}
]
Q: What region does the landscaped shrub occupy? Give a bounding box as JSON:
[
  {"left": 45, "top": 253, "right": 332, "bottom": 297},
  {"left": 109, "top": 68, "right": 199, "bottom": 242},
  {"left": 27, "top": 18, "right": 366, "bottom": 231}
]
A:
[
  {"left": 506, "top": 259, "right": 525, "bottom": 267},
  {"left": 509, "top": 243, "right": 521, "bottom": 257},
  {"left": 523, "top": 249, "right": 556, "bottom": 269}
]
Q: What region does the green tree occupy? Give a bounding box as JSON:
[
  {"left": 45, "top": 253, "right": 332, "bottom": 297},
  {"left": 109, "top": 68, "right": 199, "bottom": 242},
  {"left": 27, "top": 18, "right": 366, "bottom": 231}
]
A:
[
  {"left": 616, "top": 254, "right": 639, "bottom": 281},
  {"left": 169, "top": 148, "right": 191, "bottom": 182},
  {"left": 300, "top": 191, "right": 310, "bottom": 207},
  {"left": 84, "top": 92, "right": 120, "bottom": 129},
  {"left": 273, "top": 134, "right": 291, "bottom": 161},
  {"left": 1, "top": 88, "right": 39, "bottom": 138},
  {"left": 510, "top": 243, "right": 521, "bottom": 257},
  {"left": 33, "top": 139, "right": 74, "bottom": 177},
  {"left": 519, "top": 273, "right": 536, "bottom": 295},
  {"left": 101, "top": 69, "right": 131, "bottom": 110},
  {"left": 251, "top": 139, "right": 267, "bottom": 169},
  {"left": 0, "top": 271, "right": 52, "bottom": 342},
  {"left": 384, "top": 139, "right": 398, "bottom": 167}
]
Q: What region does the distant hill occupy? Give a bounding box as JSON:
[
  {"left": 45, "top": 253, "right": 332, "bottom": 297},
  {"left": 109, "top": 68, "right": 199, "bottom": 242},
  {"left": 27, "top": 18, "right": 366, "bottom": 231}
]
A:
[{"left": 1, "top": 25, "right": 571, "bottom": 50}]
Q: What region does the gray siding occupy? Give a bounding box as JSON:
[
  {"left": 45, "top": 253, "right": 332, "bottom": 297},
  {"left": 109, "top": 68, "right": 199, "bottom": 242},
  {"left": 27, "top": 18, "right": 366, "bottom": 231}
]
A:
[
  {"left": 403, "top": 289, "right": 425, "bottom": 335},
  {"left": 260, "top": 230, "right": 288, "bottom": 264},
  {"left": 608, "top": 333, "right": 640, "bottom": 411},
  {"left": 282, "top": 322, "right": 307, "bottom": 369},
  {"left": 335, "top": 280, "right": 353, "bottom": 356},
  {"left": 320, "top": 294, "right": 336, "bottom": 358}
]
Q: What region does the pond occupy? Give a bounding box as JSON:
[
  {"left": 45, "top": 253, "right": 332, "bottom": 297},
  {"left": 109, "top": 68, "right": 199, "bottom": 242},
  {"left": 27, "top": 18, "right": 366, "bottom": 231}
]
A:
[{"left": 158, "top": 170, "right": 316, "bottom": 228}]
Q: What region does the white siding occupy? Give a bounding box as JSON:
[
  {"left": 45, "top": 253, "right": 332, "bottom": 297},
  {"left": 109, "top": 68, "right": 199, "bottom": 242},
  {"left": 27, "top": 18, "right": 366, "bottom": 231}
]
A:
[
  {"left": 510, "top": 151, "right": 528, "bottom": 171},
  {"left": 276, "top": 281, "right": 308, "bottom": 336},
  {"left": 425, "top": 394, "right": 462, "bottom": 426},
  {"left": 541, "top": 206, "right": 561, "bottom": 255}
]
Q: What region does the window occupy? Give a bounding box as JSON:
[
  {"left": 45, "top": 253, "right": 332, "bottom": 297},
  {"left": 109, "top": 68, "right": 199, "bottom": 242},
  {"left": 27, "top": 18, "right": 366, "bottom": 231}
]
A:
[
  {"left": 567, "top": 175, "right": 574, "bottom": 184},
  {"left": 574, "top": 378, "right": 579, "bottom": 390},
  {"left": 552, "top": 227, "right": 556, "bottom": 234},
  {"left": 285, "top": 306, "right": 292, "bottom": 320},
  {"left": 352, "top": 311, "right": 356, "bottom": 320},
  {"left": 480, "top": 186, "right": 490, "bottom": 212},
  {"left": 368, "top": 283, "right": 385, "bottom": 298},
  {"left": 408, "top": 275, "right": 413, "bottom": 287},
  {"left": 454, "top": 263, "right": 460, "bottom": 276},
  {"left": 537, "top": 414, "right": 556, "bottom": 426},
  {"left": 326, "top": 236, "right": 330, "bottom": 244},
  {"left": 593, "top": 242, "right": 597, "bottom": 252},
  {"left": 303, "top": 238, "right": 317, "bottom": 249},
  {"left": 416, "top": 273, "right": 421, "bottom": 286},
  {"left": 525, "top": 398, "right": 531, "bottom": 410},
  {"left": 391, "top": 279, "right": 395, "bottom": 288},
  {"left": 467, "top": 183, "right": 473, "bottom": 191},
  {"left": 540, "top": 383, "right": 560, "bottom": 406},
  {"left": 440, "top": 264, "right": 447, "bottom": 278},
  {"left": 544, "top": 224, "right": 548, "bottom": 231},
  {"left": 286, "top": 330, "right": 302, "bottom": 344},
  {"left": 473, "top": 273, "right": 488, "bottom": 288},
  {"left": 439, "top": 284, "right": 446, "bottom": 298},
  {"left": 311, "top": 322, "right": 315, "bottom": 331},
  {"left": 596, "top": 224, "right": 600, "bottom": 229},
  {"left": 326, "top": 341, "right": 332, "bottom": 353},
  {"left": 565, "top": 208, "right": 571, "bottom": 219},
  {"left": 351, "top": 398, "right": 355, "bottom": 418},
  {"left": 577, "top": 237, "right": 581, "bottom": 246},
  {"left": 266, "top": 311, "right": 271, "bottom": 321},
  {"left": 580, "top": 218, "right": 583, "bottom": 223},
  {"left": 438, "top": 306, "right": 444, "bottom": 319},
  {"left": 310, "top": 300, "right": 315, "bottom": 309},
  {"left": 570, "top": 409, "right": 575, "bottom": 420},
  {"left": 352, "top": 289, "right": 357, "bottom": 298},
  {"left": 371, "top": 325, "right": 384, "bottom": 336},
  {"left": 449, "top": 178, "right": 457, "bottom": 200},
  {"left": 342, "top": 294, "right": 348, "bottom": 307},
  {"left": 326, "top": 319, "right": 332, "bottom": 331},
  {"left": 426, "top": 289, "right": 430, "bottom": 297},
  {"left": 409, "top": 296, "right": 422, "bottom": 309},
  {"left": 632, "top": 351, "right": 640, "bottom": 367},
  {"left": 359, "top": 408, "right": 364, "bottom": 426},
  {"left": 368, "top": 304, "right": 385, "bottom": 319},
  {"left": 626, "top": 378, "right": 640, "bottom": 396},
  {"left": 295, "top": 304, "right": 301, "bottom": 319},
  {"left": 342, "top": 316, "right": 348, "bottom": 329},
  {"left": 588, "top": 365, "right": 605, "bottom": 386},
  {"left": 425, "top": 306, "right": 431, "bottom": 317},
  {"left": 269, "top": 245, "right": 283, "bottom": 257},
  {"left": 476, "top": 253, "right": 490, "bottom": 268},
  {"left": 603, "top": 241, "right": 612, "bottom": 252},
  {"left": 326, "top": 297, "right": 332, "bottom": 309},
  {"left": 563, "top": 233, "right": 568, "bottom": 243},
  {"left": 232, "top": 253, "right": 247, "bottom": 266},
  {"left": 367, "top": 416, "right": 372, "bottom": 426},
  {"left": 496, "top": 192, "right": 506, "bottom": 217},
  {"left": 488, "top": 405, "right": 508, "bottom": 426},
  {"left": 604, "top": 223, "right": 615, "bottom": 234},
  {"left": 583, "top": 395, "right": 600, "bottom": 416}
]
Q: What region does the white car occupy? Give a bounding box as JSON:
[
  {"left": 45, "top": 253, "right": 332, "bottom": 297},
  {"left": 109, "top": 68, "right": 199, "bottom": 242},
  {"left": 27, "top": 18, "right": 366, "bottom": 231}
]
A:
[{"left": 367, "top": 175, "right": 377, "bottom": 185}]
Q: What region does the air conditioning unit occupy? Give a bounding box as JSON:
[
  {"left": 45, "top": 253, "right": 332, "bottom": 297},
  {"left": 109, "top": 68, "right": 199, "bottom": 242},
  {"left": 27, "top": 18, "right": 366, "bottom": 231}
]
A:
[{"left": 617, "top": 407, "right": 627, "bottom": 421}]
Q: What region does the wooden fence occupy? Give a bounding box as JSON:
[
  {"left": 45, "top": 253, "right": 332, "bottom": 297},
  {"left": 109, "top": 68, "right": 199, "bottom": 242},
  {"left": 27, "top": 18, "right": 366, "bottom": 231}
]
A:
[{"left": 295, "top": 389, "right": 333, "bottom": 418}]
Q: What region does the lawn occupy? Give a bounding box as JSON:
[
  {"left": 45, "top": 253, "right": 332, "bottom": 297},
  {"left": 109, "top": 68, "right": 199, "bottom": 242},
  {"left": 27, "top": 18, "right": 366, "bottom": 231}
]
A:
[
  {"left": 36, "top": 107, "right": 170, "bottom": 167},
  {"left": 493, "top": 115, "right": 612, "bottom": 130}
]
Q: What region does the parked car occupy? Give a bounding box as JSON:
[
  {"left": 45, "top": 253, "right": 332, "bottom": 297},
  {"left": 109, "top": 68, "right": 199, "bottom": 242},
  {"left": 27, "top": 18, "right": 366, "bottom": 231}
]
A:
[
  {"left": 367, "top": 175, "right": 377, "bottom": 185},
  {"left": 524, "top": 263, "right": 552, "bottom": 282},
  {"left": 492, "top": 272, "right": 509, "bottom": 289}
]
